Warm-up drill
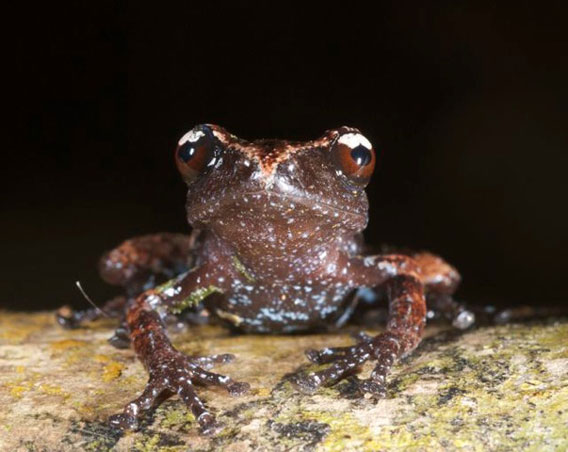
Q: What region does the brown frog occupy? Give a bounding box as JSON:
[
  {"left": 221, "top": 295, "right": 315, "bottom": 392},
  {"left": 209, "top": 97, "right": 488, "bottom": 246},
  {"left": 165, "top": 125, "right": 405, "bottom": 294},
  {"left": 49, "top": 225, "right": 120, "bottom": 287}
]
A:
[{"left": 58, "top": 124, "right": 471, "bottom": 434}]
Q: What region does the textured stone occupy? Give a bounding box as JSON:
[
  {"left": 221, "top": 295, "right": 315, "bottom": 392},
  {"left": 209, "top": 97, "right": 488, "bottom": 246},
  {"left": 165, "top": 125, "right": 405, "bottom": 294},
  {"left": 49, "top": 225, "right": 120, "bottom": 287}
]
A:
[{"left": 0, "top": 311, "right": 566, "bottom": 451}]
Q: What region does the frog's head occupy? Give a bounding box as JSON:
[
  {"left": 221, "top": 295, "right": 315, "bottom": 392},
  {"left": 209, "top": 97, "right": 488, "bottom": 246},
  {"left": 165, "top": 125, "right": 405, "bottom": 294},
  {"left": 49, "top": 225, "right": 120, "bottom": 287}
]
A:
[{"left": 175, "top": 124, "right": 376, "bottom": 256}]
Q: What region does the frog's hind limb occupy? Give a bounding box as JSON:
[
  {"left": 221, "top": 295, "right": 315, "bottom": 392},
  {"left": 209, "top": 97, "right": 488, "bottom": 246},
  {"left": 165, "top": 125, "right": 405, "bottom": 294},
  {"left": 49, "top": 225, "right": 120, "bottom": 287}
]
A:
[
  {"left": 412, "top": 252, "right": 474, "bottom": 329},
  {"left": 350, "top": 251, "right": 473, "bottom": 330},
  {"left": 97, "top": 232, "right": 200, "bottom": 293},
  {"left": 56, "top": 232, "right": 203, "bottom": 346}
]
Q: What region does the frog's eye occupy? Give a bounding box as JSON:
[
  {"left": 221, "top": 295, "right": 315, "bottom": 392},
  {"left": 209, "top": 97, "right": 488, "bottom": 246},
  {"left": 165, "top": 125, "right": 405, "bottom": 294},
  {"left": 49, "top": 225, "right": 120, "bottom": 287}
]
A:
[
  {"left": 330, "top": 132, "right": 376, "bottom": 185},
  {"left": 175, "top": 126, "right": 216, "bottom": 182}
]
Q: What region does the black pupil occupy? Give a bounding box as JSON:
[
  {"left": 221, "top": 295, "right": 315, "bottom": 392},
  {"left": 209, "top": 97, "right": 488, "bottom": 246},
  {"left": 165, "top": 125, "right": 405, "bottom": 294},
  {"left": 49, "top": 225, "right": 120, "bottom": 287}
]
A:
[
  {"left": 178, "top": 142, "right": 197, "bottom": 162},
  {"left": 350, "top": 145, "right": 372, "bottom": 166}
]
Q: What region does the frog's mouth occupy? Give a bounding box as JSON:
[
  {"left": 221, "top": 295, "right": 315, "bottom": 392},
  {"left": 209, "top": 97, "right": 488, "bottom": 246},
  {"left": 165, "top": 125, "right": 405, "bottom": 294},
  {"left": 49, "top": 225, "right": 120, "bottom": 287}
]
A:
[
  {"left": 254, "top": 191, "right": 367, "bottom": 223},
  {"left": 189, "top": 189, "right": 368, "bottom": 232}
]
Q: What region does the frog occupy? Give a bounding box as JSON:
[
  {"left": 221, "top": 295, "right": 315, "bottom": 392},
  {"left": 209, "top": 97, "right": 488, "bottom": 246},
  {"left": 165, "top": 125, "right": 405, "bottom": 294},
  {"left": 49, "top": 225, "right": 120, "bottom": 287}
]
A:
[{"left": 57, "top": 124, "right": 471, "bottom": 435}]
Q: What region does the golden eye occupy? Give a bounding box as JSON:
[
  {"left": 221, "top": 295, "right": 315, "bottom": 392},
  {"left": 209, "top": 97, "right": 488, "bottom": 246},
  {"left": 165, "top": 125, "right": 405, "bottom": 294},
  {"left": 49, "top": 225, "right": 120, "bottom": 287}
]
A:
[
  {"left": 175, "top": 126, "right": 216, "bottom": 182},
  {"left": 331, "top": 132, "right": 376, "bottom": 185}
]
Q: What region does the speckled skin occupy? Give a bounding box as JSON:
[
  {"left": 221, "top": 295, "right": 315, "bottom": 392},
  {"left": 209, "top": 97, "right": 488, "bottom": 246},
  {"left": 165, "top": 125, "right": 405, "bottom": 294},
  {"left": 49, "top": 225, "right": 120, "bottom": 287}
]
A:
[{"left": 58, "top": 125, "right": 462, "bottom": 434}]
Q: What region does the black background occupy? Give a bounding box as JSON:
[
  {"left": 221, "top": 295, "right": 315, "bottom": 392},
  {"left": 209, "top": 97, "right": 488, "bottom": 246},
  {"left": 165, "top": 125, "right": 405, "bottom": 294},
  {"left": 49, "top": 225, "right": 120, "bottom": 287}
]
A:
[{"left": 3, "top": 2, "right": 567, "bottom": 311}]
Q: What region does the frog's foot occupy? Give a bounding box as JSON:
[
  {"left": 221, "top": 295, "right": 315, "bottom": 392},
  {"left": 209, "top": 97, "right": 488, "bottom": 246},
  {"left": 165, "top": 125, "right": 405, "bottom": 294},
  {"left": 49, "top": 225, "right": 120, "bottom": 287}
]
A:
[
  {"left": 107, "top": 322, "right": 131, "bottom": 349},
  {"left": 56, "top": 305, "right": 102, "bottom": 329},
  {"left": 426, "top": 293, "right": 475, "bottom": 330},
  {"left": 292, "top": 331, "right": 401, "bottom": 398},
  {"left": 56, "top": 296, "right": 127, "bottom": 329},
  {"left": 108, "top": 351, "right": 250, "bottom": 434}
]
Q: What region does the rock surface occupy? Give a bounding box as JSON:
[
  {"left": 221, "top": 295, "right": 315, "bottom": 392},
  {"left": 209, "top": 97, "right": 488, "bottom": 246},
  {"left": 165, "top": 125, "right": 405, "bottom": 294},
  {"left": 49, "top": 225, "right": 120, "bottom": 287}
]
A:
[{"left": 0, "top": 310, "right": 566, "bottom": 451}]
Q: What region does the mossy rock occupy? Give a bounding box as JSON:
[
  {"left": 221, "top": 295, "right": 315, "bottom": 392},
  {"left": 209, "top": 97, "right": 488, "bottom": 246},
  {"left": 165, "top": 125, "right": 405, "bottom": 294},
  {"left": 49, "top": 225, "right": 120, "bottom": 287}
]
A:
[{"left": 0, "top": 311, "right": 566, "bottom": 451}]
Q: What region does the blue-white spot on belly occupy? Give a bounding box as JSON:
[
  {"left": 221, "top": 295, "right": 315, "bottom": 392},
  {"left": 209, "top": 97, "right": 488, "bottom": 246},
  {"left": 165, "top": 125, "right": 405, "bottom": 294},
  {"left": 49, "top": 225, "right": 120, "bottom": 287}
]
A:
[{"left": 210, "top": 281, "right": 354, "bottom": 333}]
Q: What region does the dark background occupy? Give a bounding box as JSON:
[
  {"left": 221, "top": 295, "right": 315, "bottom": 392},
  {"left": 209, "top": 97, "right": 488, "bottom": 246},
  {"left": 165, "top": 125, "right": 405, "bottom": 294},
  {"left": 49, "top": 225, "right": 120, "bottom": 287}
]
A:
[{"left": 3, "top": 2, "right": 567, "bottom": 311}]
